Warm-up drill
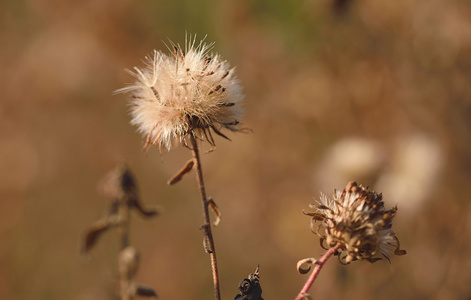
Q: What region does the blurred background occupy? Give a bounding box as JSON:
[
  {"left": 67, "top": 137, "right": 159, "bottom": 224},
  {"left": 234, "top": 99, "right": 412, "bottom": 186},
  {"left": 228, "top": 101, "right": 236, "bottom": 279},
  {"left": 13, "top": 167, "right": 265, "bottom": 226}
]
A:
[{"left": 1, "top": 0, "right": 471, "bottom": 299}]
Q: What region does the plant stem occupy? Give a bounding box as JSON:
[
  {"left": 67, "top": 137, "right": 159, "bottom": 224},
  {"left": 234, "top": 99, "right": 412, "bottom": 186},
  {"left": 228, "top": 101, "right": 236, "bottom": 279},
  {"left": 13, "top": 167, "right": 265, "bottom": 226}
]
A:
[
  {"left": 295, "top": 244, "right": 341, "bottom": 300},
  {"left": 190, "top": 135, "right": 221, "bottom": 300},
  {"left": 118, "top": 203, "right": 131, "bottom": 300},
  {"left": 118, "top": 201, "right": 130, "bottom": 250}
]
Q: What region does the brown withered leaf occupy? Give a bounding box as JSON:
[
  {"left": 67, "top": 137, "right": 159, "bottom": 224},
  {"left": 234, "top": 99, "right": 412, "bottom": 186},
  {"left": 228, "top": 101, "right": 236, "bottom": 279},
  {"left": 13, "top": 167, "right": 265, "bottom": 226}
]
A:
[
  {"left": 81, "top": 215, "right": 122, "bottom": 256},
  {"left": 131, "top": 200, "right": 160, "bottom": 219},
  {"left": 208, "top": 197, "right": 221, "bottom": 226},
  {"left": 394, "top": 235, "right": 407, "bottom": 256},
  {"left": 297, "top": 258, "right": 317, "bottom": 275},
  {"left": 81, "top": 219, "right": 111, "bottom": 256},
  {"left": 129, "top": 283, "right": 158, "bottom": 299},
  {"left": 303, "top": 210, "right": 325, "bottom": 221},
  {"left": 167, "top": 159, "right": 195, "bottom": 185},
  {"left": 234, "top": 265, "right": 263, "bottom": 300},
  {"left": 300, "top": 293, "right": 313, "bottom": 300}
]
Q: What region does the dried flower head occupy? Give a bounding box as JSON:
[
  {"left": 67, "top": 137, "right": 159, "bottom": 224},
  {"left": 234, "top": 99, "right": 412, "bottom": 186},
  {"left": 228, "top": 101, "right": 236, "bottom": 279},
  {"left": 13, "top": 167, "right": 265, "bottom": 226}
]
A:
[
  {"left": 306, "top": 181, "right": 406, "bottom": 264},
  {"left": 116, "top": 35, "right": 244, "bottom": 151}
]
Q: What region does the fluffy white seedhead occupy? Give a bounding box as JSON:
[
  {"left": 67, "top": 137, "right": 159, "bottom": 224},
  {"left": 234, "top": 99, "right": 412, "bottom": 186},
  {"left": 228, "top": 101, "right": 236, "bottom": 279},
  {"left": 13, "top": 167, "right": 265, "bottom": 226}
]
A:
[
  {"left": 310, "top": 181, "right": 406, "bottom": 264},
  {"left": 116, "top": 36, "right": 244, "bottom": 151}
]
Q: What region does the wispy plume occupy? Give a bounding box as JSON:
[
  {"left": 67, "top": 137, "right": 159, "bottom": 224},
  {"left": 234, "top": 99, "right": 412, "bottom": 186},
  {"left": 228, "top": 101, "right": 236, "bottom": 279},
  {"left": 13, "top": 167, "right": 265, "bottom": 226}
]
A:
[{"left": 116, "top": 35, "right": 244, "bottom": 152}]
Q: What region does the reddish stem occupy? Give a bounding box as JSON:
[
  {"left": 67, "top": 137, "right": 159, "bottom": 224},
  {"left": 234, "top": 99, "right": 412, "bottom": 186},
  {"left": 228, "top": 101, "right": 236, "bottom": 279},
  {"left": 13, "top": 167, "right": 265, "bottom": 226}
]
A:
[
  {"left": 190, "top": 136, "right": 221, "bottom": 300},
  {"left": 295, "top": 244, "right": 341, "bottom": 300}
]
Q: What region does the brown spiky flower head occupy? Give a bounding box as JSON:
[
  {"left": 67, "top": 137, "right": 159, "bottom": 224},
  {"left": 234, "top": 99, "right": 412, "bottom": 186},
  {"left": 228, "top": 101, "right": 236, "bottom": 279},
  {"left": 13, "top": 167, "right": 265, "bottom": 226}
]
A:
[
  {"left": 306, "top": 181, "right": 406, "bottom": 264},
  {"left": 116, "top": 35, "right": 244, "bottom": 151}
]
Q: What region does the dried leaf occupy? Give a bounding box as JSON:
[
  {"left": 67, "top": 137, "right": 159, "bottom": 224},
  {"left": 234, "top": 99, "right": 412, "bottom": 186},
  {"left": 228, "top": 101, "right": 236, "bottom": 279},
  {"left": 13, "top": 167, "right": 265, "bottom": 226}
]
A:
[
  {"left": 303, "top": 211, "right": 324, "bottom": 221},
  {"left": 234, "top": 265, "right": 263, "bottom": 300},
  {"left": 394, "top": 235, "right": 407, "bottom": 256},
  {"left": 80, "top": 219, "right": 111, "bottom": 256},
  {"left": 297, "top": 258, "right": 317, "bottom": 274},
  {"left": 167, "top": 159, "right": 195, "bottom": 185},
  {"left": 129, "top": 283, "right": 158, "bottom": 299},
  {"left": 200, "top": 224, "right": 214, "bottom": 254},
  {"left": 300, "top": 293, "right": 313, "bottom": 300},
  {"left": 369, "top": 257, "right": 383, "bottom": 263},
  {"left": 208, "top": 197, "right": 221, "bottom": 226},
  {"left": 133, "top": 200, "right": 160, "bottom": 219}
]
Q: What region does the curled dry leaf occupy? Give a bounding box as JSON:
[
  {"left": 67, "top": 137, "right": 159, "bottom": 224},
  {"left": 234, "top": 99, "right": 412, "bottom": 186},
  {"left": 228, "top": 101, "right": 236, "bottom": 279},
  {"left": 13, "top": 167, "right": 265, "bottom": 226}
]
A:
[
  {"left": 167, "top": 159, "right": 195, "bottom": 185},
  {"left": 200, "top": 224, "right": 214, "bottom": 254},
  {"left": 394, "top": 236, "right": 407, "bottom": 256},
  {"left": 129, "top": 283, "right": 158, "bottom": 299},
  {"left": 208, "top": 197, "right": 221, "bottom": 226},
  {"left": 81, "top": 219, "right": 111, "bottom": 256},
  {"left": 301, "top": 293, "right": 313, "bottom": 300},
  {"left": 234, "top": 265, "right": 263, "bottom": 300},
  {"left": 80, "top": 213, "right": 126, "bottom": 256},
  {"left": 132, "top": 201, "right": 160, "bottom": 218},
  {"left": 297, "top": 258, "right": 317, "bottom": 275}
]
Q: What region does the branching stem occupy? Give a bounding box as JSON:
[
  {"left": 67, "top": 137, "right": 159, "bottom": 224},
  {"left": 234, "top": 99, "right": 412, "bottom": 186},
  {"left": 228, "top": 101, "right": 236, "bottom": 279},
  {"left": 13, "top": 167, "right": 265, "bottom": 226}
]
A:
[
  {"left": 190, "top": 135, "right": 221, "bottom": 300},
  {"left": 295, "top": 244, "right": 341, "bottom": 300}
]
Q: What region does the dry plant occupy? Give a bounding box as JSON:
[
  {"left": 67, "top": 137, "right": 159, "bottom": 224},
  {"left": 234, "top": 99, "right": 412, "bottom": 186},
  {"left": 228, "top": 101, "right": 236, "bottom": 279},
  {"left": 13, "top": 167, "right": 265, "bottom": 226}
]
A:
[
  {"left": 295, "top": 181, "right": 407, "bottom": 299},
  {"left": 81, "top": 164, "right": 159, "bottom": 300},
  {"left": 234, "top": 266, "right": 264, "bottom": 300},
  {"left": 111, "top": 34, "right": 406, "bottom": 300},
  {"left": 116, "top": 35, "right": 246, "bottom": 300}
]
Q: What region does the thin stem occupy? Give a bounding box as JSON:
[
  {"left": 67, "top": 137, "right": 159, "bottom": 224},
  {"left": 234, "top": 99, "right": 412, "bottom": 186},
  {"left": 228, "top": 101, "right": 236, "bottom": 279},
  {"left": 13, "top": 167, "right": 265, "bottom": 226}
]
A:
[
  {"left": 118, "top": 203, "right": 131, "bottom": 300},
  {"left": 190, "top": 135, "right": 221, "bottom": 300},
  {"left": 295, "top": 244, "right": 341, "bottom": 300},
  {"left": 118, "top": 202, "right": 130, "bottom": 250}
]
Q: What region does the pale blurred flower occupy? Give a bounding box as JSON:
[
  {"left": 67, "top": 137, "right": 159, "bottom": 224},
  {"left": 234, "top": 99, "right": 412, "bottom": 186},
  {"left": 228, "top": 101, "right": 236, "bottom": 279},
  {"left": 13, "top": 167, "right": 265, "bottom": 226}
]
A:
[
  {"left": 314, "top": 137, "right": 385, "bottom": 192},
  {"left": 376, "top": 134, "right": 443, "bottom": 215},
  {"left": 116, "top": 36, "right": 244, "bottom": 151},
  {"left": 306, "top": 181, "right": 406, "bottom": 264}
]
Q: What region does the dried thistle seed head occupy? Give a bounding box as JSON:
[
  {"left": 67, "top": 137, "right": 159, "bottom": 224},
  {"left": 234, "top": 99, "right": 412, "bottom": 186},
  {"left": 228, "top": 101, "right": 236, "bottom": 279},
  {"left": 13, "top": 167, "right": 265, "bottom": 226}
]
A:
[
  {"left": 116, "top": 35, "right": 244, "bottom": 152},
  {"left": 307, "top": 181, "right": 406, "bottom": 264}
]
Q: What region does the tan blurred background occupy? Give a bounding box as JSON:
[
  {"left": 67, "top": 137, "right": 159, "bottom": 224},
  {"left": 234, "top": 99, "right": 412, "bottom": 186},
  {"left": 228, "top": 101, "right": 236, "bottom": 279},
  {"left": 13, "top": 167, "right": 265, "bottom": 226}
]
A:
[{"left": 1, "top": 0, "right": 471, "bottom": 299}]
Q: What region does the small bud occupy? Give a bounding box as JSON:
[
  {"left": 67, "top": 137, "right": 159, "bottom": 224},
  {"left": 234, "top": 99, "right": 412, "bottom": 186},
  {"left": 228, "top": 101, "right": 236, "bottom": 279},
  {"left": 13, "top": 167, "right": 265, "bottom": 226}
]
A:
[{"left": 119, "top": 247, "right": 140, "bottom": 280}]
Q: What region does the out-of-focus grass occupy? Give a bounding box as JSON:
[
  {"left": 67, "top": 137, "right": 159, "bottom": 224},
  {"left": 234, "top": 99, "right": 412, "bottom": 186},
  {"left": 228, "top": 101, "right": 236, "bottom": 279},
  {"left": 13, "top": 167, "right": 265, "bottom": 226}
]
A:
[{"left": 1, "top": 0, "right": 471, "bottom": 299}]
